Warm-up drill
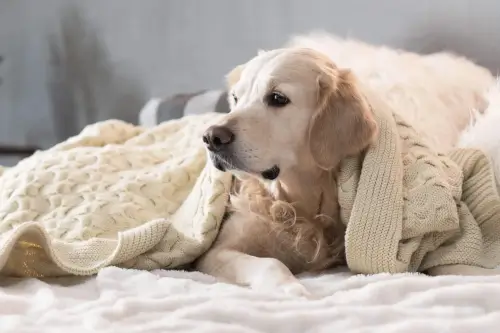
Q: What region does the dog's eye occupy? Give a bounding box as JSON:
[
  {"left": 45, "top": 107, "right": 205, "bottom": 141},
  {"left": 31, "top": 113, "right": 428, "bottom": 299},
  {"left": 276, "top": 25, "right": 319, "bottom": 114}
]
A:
[
  {"left": 232, "top": 93, "right": 238, "bottom": 104},
  {"left": 266, "top": 92, "right": 289, "bottom": 107}
]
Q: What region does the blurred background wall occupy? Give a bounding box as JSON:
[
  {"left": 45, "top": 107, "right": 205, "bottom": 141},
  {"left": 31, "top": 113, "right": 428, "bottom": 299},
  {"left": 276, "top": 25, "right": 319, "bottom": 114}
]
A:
[{"left": 1, "top": 0, "right": 499, "bottom": 164}]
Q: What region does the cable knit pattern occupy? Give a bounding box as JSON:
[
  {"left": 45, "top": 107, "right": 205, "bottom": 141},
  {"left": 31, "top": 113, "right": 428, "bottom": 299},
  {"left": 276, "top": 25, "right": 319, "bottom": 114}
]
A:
[
  {"left": 0, "top": 113, "right": 232, "bottom": 277},
  {"left": 339, "top": 102, "right": 500, "bottom": 274}
]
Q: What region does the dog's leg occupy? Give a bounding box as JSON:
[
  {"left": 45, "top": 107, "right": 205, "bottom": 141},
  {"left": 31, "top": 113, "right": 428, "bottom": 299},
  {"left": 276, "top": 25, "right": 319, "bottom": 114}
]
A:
[{"left": 196, "top": 248, "right": 311, "bottom": 297}]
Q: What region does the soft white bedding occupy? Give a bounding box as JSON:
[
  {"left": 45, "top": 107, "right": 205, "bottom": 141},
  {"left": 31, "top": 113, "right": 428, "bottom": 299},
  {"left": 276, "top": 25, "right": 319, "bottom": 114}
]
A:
[{"left": 1, "top": 267, "right": 500, "bottom": 333}]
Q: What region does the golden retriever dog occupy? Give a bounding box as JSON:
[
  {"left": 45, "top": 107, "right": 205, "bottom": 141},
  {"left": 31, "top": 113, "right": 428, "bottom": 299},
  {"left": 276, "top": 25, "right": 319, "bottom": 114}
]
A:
[{"left": 194, "top": 44, "right": 494, "bottom": 296}]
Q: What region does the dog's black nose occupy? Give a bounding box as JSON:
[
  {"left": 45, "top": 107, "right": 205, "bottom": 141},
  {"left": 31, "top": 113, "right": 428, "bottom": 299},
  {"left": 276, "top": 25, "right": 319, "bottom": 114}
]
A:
[{"left": 203, "top": 126, "right": 235, "bottom": 151}]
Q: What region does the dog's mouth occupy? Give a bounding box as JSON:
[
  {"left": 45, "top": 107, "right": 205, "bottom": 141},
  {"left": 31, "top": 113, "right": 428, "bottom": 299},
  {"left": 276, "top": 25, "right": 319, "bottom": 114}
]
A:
[
  {"left": 260, "top": 165, "right": 280, "bottom": 180},
  {"left": 209, "top": 153, "right": 280, "bottom": 180}
]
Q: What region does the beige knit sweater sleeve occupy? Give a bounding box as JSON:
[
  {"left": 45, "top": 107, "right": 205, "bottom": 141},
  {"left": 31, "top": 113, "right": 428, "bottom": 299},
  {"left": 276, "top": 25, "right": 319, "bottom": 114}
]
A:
[{"left": 338, "top": 101, "right": 500, "bottom": 274}]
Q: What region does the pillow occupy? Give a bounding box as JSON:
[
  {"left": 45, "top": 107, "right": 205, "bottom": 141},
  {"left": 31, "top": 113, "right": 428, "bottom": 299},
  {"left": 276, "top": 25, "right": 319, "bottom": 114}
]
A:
[{"left": 139, "top": 90, "right": 229, "bottom": 127}]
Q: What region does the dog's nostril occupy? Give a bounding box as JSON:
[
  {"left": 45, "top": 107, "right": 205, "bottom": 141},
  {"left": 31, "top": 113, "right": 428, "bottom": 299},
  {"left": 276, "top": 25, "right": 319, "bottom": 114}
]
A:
[{"left": 202, "top": 135, "right": 209, "bottom": 145}]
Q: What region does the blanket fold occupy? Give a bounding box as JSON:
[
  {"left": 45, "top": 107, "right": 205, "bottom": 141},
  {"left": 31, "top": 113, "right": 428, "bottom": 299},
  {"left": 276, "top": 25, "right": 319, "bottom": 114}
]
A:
[
  {"left": 0, "top": 113, "right": 232, "bottom": 277},
  {"left": 339, "top": 98, "right": 500, "bottom": 274}
]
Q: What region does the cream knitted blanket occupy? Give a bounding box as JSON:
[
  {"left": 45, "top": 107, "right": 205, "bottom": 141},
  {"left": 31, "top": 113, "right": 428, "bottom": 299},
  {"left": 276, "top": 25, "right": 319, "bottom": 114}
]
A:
[
  {"left": 339, "top": 98, "right": 500, "bottom": 274},
  {"left": 0, "top": 113, "right": 231, "bottom": 277}
]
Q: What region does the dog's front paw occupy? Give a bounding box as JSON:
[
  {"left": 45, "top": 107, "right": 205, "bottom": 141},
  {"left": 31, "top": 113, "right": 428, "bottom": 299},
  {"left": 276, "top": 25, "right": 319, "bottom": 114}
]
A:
[
  {"left": 279, "top": 281, "right": 313, "bottom": 298},
  {"left": 253, "top": 280, "right": 312, "bottom": 298},
  {"left": 248, "top": 257, "right": 314, "bottom": 298},
  {"left": 251, "top": 277, "right": 312, "bottom": 298}
]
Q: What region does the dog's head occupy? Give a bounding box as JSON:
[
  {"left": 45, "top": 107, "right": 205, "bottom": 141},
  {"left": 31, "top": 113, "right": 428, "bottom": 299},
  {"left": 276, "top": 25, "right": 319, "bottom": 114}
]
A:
[{"left": 203, "top": 48, "right": 377, "bottom": 180}]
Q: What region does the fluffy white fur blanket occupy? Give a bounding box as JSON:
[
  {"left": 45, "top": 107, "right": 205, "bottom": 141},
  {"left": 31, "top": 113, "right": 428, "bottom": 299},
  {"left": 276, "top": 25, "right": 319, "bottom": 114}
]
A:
[{"left": 459, "top": 80, "right": 500, "bottom": 183}]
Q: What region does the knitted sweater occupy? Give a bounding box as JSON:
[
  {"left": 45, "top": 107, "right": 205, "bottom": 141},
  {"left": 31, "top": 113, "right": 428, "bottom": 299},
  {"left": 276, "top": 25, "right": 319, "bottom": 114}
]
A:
[
  {"left": 338, "top": 98, "right": 500, "bottom": 274},
  {"left": 0, "top": 114, "right": 231, "bottom": 277}
]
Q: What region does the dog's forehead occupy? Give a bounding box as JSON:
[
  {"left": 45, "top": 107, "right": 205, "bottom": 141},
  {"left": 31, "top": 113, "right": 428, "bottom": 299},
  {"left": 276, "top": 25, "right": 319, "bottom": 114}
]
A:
[
  {"left": 242, "top": 49, "right": 286, "bottom": 77},
  {"left": 241, "top": 49, "right": 318, "bottom": 84}
]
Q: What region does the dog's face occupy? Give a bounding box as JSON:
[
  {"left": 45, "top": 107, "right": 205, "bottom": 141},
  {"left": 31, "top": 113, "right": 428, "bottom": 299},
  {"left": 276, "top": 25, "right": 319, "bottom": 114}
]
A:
[{"left": 203, "top": 48, "right": 377, "bottom": 180}]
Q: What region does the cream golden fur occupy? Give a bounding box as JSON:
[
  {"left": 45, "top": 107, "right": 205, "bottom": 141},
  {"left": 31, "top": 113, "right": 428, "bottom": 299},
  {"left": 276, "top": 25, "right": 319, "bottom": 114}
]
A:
[{"left": 194, "top": 37, "right": 494, "bottom": 296}]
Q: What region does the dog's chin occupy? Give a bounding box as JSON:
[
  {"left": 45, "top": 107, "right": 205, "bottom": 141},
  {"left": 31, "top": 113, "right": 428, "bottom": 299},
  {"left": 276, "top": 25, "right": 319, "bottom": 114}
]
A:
[
  {"left": 210, "top": 154, "right": 228, "bottom": 172},
  {"left": 211, "top": 156, "right": 226, "bottom": 172},
  {"left": 209, "top": 153, "right": 280, "bottom": 181}
]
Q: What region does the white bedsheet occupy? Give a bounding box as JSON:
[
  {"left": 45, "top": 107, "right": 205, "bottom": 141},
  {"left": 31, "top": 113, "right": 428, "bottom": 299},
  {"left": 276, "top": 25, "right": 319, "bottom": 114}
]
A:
[{"left": 1, "top": 267, "right": 500, "bottom": 333}]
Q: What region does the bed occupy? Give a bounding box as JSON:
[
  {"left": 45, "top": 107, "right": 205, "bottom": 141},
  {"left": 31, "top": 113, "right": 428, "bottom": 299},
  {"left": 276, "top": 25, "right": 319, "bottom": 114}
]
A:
[{"left": 3, "top": 82, "right": 500, "bottom": 333}]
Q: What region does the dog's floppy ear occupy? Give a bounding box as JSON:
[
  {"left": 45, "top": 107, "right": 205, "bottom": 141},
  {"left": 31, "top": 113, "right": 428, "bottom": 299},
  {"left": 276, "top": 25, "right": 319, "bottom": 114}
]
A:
[
  {"left": 308, "top": 68, "right": 378, "bottom": 170},
  {"left": 226, "top": 64, "right": 246, "bottom": 88}
]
